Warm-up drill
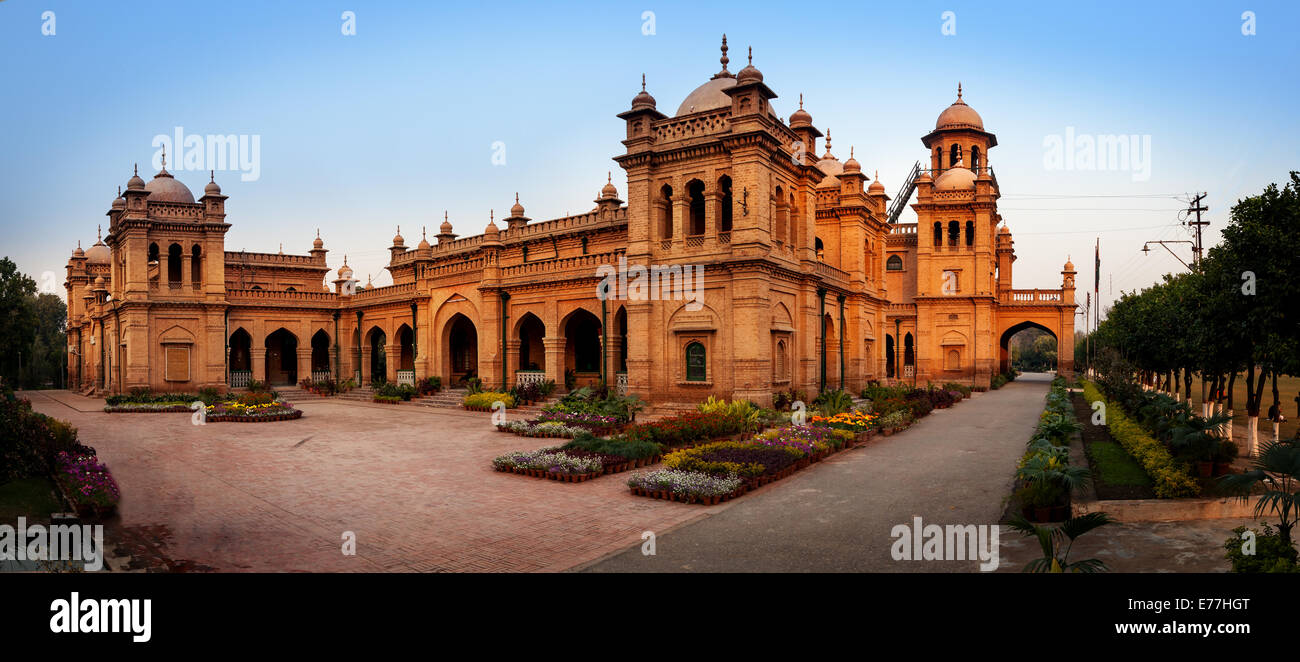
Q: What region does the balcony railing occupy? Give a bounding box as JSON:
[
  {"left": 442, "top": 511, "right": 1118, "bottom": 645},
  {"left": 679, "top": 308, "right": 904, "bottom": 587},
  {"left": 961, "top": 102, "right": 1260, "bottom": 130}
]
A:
[
  {"left": 310, "top": 370, "right": 331, "bottom": 383},
  {"left": 515, "top": 370, "right": 546, "bottom": 387},
  {"left": 396, "top": 369, "right": 415, "bottom": 386},
  {"left": 229, "top": 370, "right": 252, "bottom": 388},
  {"left": 1000, "top": 289, "right": 1064, "bottom": 305},
  {"left": 616, "top": 371, "right": 628, "bottom": 397}
]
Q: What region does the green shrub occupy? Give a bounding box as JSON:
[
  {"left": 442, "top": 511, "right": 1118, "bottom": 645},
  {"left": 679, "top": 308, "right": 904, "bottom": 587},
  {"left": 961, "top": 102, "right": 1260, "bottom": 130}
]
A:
[
  {"left": 1224, "top": 524, "right": 1299, "bottom": 573},
  {"left": 1083, "top": 380, "right": 1197, "bottom": 498},
  {"left": 463, "top": 391, "right": 515, "bottom": 409}
]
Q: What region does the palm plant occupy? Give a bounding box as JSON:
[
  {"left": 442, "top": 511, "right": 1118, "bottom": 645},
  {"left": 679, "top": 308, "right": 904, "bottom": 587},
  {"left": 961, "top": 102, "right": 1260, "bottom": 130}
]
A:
[
  {"left": 1169, "top": 411, "right": 1232, "bottom": 462},
  {"left": 1219, "top": 438, "right": 1300, "bottom": 547},
  {"left": 1007, "top": 512, "right": 1115, "bottom": 573}
]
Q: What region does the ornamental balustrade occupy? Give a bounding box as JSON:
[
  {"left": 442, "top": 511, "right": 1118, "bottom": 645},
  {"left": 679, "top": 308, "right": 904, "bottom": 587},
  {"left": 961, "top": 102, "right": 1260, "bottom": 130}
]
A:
[
  {"left": 616, "top": 371, "right": 628, "bottom": 396},
  {"left": 311, "top": 370, "right": 331, "bottom": 383},
  {"left": 515, "top": 370, "right": 546, "bottom": 387},
  {"left": 396, "top": 370, "right": 415, "bottom": 386},
  {"left": 229, "top": 370, "right": 252, "bottom": 388}
]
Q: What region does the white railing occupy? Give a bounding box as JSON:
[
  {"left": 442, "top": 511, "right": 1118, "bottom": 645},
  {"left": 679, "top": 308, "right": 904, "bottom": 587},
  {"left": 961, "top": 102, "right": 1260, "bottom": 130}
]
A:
[
  {"left": 515, "top": 370, "right": 546, "bottom": 387},
  {"left": 396, "top": 370, "right": 415, "bottom": 386},
  {"left": 616, "top": 371, "right": 628, "bottom": 396},
  {"left": 229, "top": 370, "right": 252, "bottom": 388},
  {"left": 354, "top": 370, "right": 362, "bottom": 385},
  {"left": 311, "top": 370, "right": 331, "bottom": 383}
]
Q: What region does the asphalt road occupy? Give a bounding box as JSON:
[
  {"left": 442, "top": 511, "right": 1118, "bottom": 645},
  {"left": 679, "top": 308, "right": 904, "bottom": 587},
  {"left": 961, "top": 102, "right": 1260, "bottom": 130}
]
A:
[{"left": 581, "top": 373, "right": 1053, "bottom": 572}]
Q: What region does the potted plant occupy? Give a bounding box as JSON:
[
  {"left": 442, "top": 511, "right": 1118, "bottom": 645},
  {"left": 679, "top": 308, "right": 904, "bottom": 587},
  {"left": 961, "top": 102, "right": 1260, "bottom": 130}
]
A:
[{"left": 1213, "top": 439, "right": 1239, "bottom": 477}]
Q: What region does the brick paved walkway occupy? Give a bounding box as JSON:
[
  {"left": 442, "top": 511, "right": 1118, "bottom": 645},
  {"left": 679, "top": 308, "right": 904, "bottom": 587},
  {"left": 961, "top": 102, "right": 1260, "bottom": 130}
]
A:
[{"left": 24, "top": 391, "right": 713, "bottom": 572}]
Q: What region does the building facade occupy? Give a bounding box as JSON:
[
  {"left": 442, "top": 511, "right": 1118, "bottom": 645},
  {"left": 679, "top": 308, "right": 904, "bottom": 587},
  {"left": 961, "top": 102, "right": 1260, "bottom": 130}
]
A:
[{"left": 65, "top": 40, "right": 1075, "bottom": 405}]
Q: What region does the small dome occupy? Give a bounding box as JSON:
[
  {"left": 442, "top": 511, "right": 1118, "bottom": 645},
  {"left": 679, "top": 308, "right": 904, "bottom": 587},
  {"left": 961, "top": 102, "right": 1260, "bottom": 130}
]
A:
[
  {"left": 736, "top": 47, "right": 762, "bottom": 84},
  {"left": 111, "top": 193, "right": 125, "bottom": 210},
  {"left": 998, "top": 224, "right": 1010, "bottom": 235},
  {"left": 337, "top": 258, "right": 353, "bottom": 278},
  {"left": 484, "top": 214, "right": 499, "bottom": 235},
  {"left": 94, "top": 275, "right": 106, "bottom": 287},
  {"left": 204, "top": 173, "right": 222, "bottom": 196},
  {"left": 510, "top": 193, "right": 525, "bottom": 217},
  {"left": 392, "top": 227, "right": 404, "bottom": 246},
  {"left": 789, "top": 94, "right": 812, "bottom": 128},
  {"left": 843, "top": 147, "right": 861, "bottom": 173},
  {"left": 72, "top": 242, "right": 85, "bottom": 258},
  {"left": 440, "top": 216, "right": 454, "bottom": 234},
  {"left": 869, "top": 171, "right": 886, "bottom": 193},
  {"left": 600, "top": 173, "right": 618, "bottom": 199},
  {"left": 313, "top": 234, "right": 324, "bottom": 250},
  {"left": 631, "top": 74, "right": 656, "bottom": 110},
  {"left": 934, "top": 166, "right": 977, "bottom": 192},
  {"left": 1064, "top": 258, "right": 1075, "bottom": 271},
  {"left": 126, "top": 164, "right": 146, "bottom": 191},
  {"left": 418, "top": 236, "right": 431, "bottom": 250},
  {"left": 935, "top": 84, "right": 984, "bottom": 131}
]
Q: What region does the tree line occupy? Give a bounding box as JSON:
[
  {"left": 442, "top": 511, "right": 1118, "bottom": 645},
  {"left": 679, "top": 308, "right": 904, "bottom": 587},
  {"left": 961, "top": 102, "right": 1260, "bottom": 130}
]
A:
[
  {"left": 0, "top": 257, "right": 68, "bottom": 389},
  {"left": 1081, "top": 172, "right": 1299, "bottom": 450}
]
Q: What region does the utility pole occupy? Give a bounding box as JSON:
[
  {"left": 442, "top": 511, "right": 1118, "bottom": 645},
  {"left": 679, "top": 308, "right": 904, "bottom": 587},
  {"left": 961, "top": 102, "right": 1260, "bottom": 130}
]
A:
[{"left": 1186, "top": 192, "right": 1209, "bottom": 266}]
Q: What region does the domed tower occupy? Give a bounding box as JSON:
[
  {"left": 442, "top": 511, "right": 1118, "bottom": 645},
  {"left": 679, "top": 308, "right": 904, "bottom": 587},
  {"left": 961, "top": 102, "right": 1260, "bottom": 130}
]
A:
[{"left": 922, "top": 83, "right": 997, "bottom": 175}]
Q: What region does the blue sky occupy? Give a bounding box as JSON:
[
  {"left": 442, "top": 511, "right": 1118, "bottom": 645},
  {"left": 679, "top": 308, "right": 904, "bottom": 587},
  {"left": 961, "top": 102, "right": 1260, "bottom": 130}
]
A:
[{"left": 2, "top": 0, "right": 1296, "bottom": 321}]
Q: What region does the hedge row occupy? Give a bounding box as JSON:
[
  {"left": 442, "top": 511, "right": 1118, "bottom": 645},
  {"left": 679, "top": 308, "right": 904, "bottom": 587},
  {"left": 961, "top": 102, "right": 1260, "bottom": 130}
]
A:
[{"left": 1082, "top": 380, "right": 1198, "bottom": 498}]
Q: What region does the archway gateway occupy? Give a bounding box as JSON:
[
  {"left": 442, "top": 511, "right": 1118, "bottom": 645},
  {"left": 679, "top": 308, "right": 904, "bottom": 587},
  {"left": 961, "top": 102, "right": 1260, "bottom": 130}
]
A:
[
  {"left": 265, "top": 328, "right": 298, "bottom": 386},
  {"left": 367, "top": 327, "right": 387, "bottom": 384},
  {"left": 998, "top": 321, "right": 1058, "bottom": 374},
  {"left": 310, "top": 330, "right": 331, "bottom": 381},
  {"left": 445, "top": 313, "right": 478, "bottom": 384}
]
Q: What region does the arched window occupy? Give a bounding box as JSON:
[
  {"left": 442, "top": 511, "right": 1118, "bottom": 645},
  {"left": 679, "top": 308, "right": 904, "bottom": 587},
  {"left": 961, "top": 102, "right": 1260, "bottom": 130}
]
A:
[
  {"left": 580, "top": 237, "right": 588, "bottom": 254},
  {"left": 933, "top": 222, "right": 943, "bottom": 247},
  {"left": 965, "top": 221, "right": 975, "bottom": 246},
  {"left": 788, "top": 192, "right": 798, "bottom": 246},
  {"left": 885, "top": 334, "right": 896, "bottom": 378},
  {"left": 774, "top": 186, "right": 787, "bottom": 241},
  {"left": 904, "top": 333, "right": 915, "bottom": 367},
  {"left": 946, "top": 348, "right": 960, "bottom": 371},
  {"left": 718, "top": 176, "right": 733, "bottom": 232},
  {"left": 660, "top": 184, "right": 674, "bottom": 239},
  {"left": 886, "top": 255, "right": 903, "bottom": 271},
  {"left": 815, "top": 236, "right": 825, "bottom": 260},
  {"left": 148, "top": 242, "right": 159, "bottom": 265},
  {"left": 687, "top": 180, "right": 705, "bottom": 235},
  {"left": 947, "top": 221, "right": 960, "bottom": 246},
  {"left": 935, "top": 147, "right": 943, "bottom": 170},
  {"left": 685, "top": 342, "right": 706, "bottom": 381},
  {"left": 949, "top": 143, "right": 962, "bottom": 168},
  {"left": 970, "top": 146, "right": 981, "bottom": 172},
  {"left": 167, "top": 243, "right": 182, "bottom": 283},
  {"left": 191, "top": 244, "right": 202, "bottom": 285},
  {"left": 285, "top": 287, "right": 296, "bottom": 292},
  {"left": 775, "top": 339, "right": 787, "bottom": 380}
]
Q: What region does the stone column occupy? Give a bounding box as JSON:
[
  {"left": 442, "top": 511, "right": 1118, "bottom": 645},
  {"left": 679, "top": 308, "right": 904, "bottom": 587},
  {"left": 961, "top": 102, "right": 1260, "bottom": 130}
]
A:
[
  {"left": 251, "top": 337, "right": 266, "bottom": 386},
  {"left": 543, "top": 337, "right": 565, "bottom": 388},
  {"left": 505, "top": 339, "right": 521, "bottom": 388},
  {"left": 297, "top": 348, "right": 311, "bottom": 385},
  {"left": 181, "top": 252, "right": 192, "bottom": 290}
]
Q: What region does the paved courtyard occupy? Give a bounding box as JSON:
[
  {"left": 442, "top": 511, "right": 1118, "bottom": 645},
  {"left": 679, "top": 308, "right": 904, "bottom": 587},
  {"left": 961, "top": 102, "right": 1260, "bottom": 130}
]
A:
[
  {"left": 26, "top": 391, "right": 715, "bottom": 572},
  {"left": 24, "top": 378, "right": 1249, "bottom": 573}
]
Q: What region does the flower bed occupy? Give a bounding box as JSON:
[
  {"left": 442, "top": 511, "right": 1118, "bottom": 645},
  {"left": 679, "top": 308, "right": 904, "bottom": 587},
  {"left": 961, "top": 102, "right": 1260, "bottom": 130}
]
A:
[
  {"left": 104, "top": 402, "right": 194, "bottom": 414},
  {"left": 621, "top": 411, "right": 752, "bottom": 448},
  {"left": 54, "top": 451, "right": 120, "bottom": 520},
  {"left": 491, "top": 449, "right": 603, "bottom": 482},
  {"left": 495, "top": 420, "right": 589, "bottom": 438},
  {"left": 204, "top": 401, "right": 302, "bottom": 422},
  {"left": 809, "top": 410, "right": 877, "bottom": 434},
  {"left": 627, "top": 469, "right": 746, "bottom": 505},
  {"left": 533, "top": 410, "right": 623, "bottom": 433}
]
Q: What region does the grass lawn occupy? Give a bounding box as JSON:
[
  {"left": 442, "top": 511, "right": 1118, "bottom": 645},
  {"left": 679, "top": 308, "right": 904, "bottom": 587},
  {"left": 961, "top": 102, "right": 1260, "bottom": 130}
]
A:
[
  {"left": 1188, "top": 373, "right": 1299, "bottom": 441},
  {"left": 0, "top": 476, "right": 63, "bottom": 523},
  {"left": 1085, "top": 440, "right": 1153, "bottom": 487}
]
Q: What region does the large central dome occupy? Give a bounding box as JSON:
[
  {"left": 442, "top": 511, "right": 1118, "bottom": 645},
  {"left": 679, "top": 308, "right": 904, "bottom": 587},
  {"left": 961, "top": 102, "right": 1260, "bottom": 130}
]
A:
[
  {"left": 675, "top": 76, "right": 737, "bottom": 116},
  {"left": 144, "top": 168, "right": 195, "bottom": 203}
]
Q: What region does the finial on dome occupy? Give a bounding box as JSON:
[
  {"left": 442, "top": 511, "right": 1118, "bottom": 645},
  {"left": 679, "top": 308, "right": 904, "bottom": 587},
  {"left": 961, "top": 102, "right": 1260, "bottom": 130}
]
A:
[
  {"left": 720, "top": 34, "right": 729, "bottom": 71},
  {"left": 958, "top": 82, "right": 963, "bottom": 100},
  {"left": 97, "top": 224, "right": 102, "bottom": 242},
  {"left": 641, "top": 73, "right": 646, "bottom": 91},
  {"left": 747, "top": 46, "right": 752, "bottom": 65},
  {"left": 134, "top": 164, "right": 138, "bottom": 176},
  {"left": 799, "top": 93, "right": 804, "bottom": 109},
  {"left": 850, "top": 146, "right": 854, "bottom": 159},
  {"left": 161, "top": 145, "right": 166, "bottom": 170},
  {"left": 423, "top": 226, "right": 427, "bottom": 240},
  {"left": 316, "top": 228, "right": 321, "bottom": 238},
  {"left": 118, "top": 186, "right": 122, "bottom": 197}
]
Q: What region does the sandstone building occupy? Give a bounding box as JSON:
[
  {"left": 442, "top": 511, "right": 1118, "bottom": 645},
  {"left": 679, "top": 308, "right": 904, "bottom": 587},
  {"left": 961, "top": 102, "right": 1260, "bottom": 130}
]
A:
[{"left": 65, "top": 39, "right": 1075, "bottom": 405}]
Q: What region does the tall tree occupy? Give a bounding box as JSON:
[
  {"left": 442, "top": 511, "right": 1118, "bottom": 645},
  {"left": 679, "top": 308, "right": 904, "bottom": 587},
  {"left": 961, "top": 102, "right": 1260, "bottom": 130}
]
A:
[{"left": 0, "top": 257, "right": 38, "bottom": 387}]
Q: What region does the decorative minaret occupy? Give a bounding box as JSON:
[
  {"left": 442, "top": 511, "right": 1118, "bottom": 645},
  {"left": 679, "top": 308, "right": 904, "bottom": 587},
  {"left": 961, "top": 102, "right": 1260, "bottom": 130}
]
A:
[{"left": 505, "top": 193, "right": 530, "bottom": 232}]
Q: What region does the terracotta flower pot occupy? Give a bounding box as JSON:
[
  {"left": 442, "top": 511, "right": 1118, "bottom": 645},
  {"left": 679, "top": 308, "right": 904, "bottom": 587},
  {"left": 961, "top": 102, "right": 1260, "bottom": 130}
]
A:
[
  {"left": 1195, "top": 461, "right": 1214, "bottom": 478},
  {"left": 1032, "top": 506, "right": 1053, "bottom": 522},
  {"left": 1213, "top": 461, "right": 1232, "bottom": 477}
]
